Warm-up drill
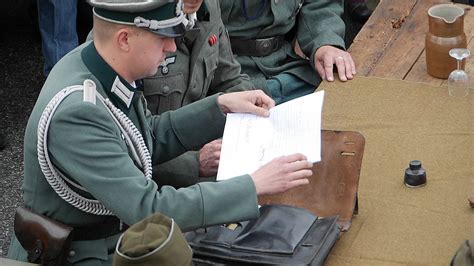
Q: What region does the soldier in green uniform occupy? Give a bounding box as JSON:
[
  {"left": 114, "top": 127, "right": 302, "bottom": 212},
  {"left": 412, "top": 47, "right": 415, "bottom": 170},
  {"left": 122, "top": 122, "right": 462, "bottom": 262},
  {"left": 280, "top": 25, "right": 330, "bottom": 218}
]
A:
[
  {"left": 144, "top": 0, "right": 255, "bottom": 186},
  {"left": 7, "top": 0, "right": 313, "bottom": 265},
  {"left": 221, "top": 0, "right": 357, "bottom": 104}
]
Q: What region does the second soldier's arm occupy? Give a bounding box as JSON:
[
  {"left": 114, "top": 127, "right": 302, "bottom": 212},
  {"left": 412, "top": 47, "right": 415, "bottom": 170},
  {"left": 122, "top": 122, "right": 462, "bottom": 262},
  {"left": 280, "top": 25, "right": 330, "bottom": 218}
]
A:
[{"left": 296, "top": 0, "right": 356, "bottom": 81}]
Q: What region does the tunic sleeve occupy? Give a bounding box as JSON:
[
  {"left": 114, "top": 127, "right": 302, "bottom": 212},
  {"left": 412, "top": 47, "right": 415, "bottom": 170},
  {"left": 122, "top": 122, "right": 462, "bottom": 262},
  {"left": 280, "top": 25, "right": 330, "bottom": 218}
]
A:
[
  {"left": 296, "top": 0, "right": 346, "bottom": 65},
  {"left": 48, "top": 93, "right": 259, "bottom": 229}
]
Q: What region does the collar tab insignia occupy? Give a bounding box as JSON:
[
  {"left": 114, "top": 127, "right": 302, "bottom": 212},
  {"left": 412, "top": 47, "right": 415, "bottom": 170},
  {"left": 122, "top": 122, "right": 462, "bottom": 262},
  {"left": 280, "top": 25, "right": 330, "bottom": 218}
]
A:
[{"left": 111, "top": 76, "right": 134, "bottom": 108}]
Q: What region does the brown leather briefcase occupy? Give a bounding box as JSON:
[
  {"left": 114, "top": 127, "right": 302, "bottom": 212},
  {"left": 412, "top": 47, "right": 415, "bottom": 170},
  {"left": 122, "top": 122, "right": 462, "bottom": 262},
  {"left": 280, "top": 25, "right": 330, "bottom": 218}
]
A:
[
  {"left": 14, "top": 207, "right": 73, "bottom": 266},
  {"left": 259, "top": 130, "right": 365, "bottom": 231}
]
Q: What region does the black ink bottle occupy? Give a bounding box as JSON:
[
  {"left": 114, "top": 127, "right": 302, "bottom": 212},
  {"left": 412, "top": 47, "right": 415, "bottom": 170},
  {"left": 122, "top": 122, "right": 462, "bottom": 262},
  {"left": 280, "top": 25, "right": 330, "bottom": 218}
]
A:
[{"left": 404, "top": 160, "right": 427, "bottom": 187}]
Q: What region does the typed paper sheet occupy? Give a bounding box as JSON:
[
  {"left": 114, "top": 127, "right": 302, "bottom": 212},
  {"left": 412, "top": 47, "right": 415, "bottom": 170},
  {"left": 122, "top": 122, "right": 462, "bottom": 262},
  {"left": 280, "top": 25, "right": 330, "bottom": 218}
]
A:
[{"left": 216, "top": 90, "right": 324, "bottom": 181}]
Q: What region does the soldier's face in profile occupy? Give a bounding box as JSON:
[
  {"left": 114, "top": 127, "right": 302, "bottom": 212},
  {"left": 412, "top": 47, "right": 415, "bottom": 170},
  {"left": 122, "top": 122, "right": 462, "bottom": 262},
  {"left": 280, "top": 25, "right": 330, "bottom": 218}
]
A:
[
  {"left": 129, "top": 29, "right": 177, "bottom": 78},
  {"left": 183, "top": 0, "right": 203, "bottom": 14}
]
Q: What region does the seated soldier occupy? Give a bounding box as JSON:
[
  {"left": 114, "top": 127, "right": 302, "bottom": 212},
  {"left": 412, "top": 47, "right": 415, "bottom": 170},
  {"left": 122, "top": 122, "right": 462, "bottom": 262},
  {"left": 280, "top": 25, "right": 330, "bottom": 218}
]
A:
[
  {"left": 220, "top": 0, "right": 357, "bottom": 104},
  {"left": 7, "top": 0, "right": 313, "bottom": 265},
  {"left": 143, "top": 0, "right": 256, "bottom": 186}
]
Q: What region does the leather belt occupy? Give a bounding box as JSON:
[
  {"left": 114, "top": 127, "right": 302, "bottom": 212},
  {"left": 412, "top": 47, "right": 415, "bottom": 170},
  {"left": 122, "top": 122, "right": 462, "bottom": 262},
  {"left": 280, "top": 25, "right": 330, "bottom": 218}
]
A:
[
  {"left": 230, "top": 36, "right": 285, "bottom": 57},
  {"left": 72, "top": 216, "right": 128, "bottom": 241}
]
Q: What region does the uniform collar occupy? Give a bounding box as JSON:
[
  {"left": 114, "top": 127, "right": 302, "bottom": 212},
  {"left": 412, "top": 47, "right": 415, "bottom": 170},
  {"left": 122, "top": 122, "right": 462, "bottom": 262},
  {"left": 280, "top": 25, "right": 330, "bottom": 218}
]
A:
[
  {"left": 197, "top": 2, "right": 209, "bottom": 21},
  {"left": 183, "top": 3, "right": 210, "bottom": 45},
  {"left": 81, "top": 42, "right": 141, "bottom": 114}
]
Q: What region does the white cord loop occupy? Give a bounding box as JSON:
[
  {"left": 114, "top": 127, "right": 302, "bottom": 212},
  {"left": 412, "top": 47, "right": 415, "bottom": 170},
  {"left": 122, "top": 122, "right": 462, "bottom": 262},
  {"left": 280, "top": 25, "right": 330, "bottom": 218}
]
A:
[
  {"left": 133, "top": 0, "right": 186, "bottom": 30},
  {"left": 37, "top": 81, "right": 152, "bottom": 216},
  {"left": 183, "top": 13, "right": 197, "bottom": 30}
]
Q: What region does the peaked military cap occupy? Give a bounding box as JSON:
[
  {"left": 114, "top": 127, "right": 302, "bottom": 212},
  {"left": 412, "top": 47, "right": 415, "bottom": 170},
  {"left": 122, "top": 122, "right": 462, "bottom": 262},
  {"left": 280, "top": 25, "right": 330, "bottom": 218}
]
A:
[
  {"left": 113, "top": 213, "right": 192, "bottom": 266},
  {"left": 88, "top": 0, "right": 186, "bottom": 38}
]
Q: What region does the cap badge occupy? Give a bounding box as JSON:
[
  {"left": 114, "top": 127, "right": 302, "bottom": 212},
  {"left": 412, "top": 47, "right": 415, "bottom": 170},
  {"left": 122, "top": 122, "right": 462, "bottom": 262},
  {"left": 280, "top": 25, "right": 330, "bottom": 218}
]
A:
[{"left": 159, "top": 56, "right": 176, "bottom": 75}]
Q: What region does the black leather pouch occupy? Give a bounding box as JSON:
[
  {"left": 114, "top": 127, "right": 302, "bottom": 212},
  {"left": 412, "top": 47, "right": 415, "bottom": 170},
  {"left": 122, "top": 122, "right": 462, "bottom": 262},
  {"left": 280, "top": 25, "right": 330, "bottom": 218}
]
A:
[{"left": 185, "top": 204, "right": 340, "bottom": 265}]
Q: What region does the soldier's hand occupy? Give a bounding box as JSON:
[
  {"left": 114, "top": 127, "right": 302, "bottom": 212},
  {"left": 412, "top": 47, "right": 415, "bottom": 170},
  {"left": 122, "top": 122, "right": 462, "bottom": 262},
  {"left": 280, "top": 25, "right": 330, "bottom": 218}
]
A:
[
  {"left": 217, "top": 90, "right": 275, "bottom": 117},
  {"left": 198, "top": 139, "right": 222, "bottom": 177},
  {"left": 314, "top": 45, "right": 356, "bottom": 82},
  {"left": 251, "top": 153, "right": 313, "bottom": 196}
]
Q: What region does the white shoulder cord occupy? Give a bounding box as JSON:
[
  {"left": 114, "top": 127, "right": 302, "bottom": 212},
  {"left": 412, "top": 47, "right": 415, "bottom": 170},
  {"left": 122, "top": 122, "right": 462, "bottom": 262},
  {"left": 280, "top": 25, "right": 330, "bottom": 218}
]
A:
[{"left": 37, "top": 80, "right": 152, "bottom": 216}]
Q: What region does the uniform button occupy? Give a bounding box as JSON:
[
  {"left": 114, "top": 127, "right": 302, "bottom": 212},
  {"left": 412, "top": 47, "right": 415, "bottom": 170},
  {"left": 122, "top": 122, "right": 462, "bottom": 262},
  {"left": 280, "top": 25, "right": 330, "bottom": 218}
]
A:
[
  {"left": 162, "top": 86, "right": 170, "bottom": 94},
  {"left": 274, "top": 0, "right": 278, "bottom": 4},
  {"left": 69, "top": 250, "right": 76, "bottom": 257}
]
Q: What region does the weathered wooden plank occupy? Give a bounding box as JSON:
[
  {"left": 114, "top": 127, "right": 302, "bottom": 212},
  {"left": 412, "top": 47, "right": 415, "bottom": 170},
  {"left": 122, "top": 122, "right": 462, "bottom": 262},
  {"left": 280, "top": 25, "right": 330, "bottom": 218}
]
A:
[
  {"left": 369, "top": 0, "right": 448, "bottom": 79},
  {"left": 403, "top": 49, "right": 444, "bottom": 85},
  {"left": 460, "top": 5, "right": 474, "bottom": 39},
  {"left": 348, "top": 0, "right": 418, "bottom": 76},
  {"left": 342, "top": 0, "right": 474, "bottom": 86}
]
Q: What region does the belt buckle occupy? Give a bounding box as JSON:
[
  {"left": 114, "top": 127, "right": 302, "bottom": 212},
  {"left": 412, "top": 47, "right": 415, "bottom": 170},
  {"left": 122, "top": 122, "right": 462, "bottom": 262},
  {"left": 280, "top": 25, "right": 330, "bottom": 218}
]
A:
[{"left": 255, "top": 37, "right": 275, "bottom": 56}]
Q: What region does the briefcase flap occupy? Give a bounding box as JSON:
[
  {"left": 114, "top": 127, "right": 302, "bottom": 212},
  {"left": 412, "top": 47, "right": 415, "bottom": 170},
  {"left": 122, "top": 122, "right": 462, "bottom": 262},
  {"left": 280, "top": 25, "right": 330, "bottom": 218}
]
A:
[
  {"left": 259, "top": 130, "right": 365, "bottom": 231},
  {"left": 186, "top": 205, "right": 341, "bottom": 265},
  {"left": 199, "top": 204, "right": 316, "bottom": 255}
]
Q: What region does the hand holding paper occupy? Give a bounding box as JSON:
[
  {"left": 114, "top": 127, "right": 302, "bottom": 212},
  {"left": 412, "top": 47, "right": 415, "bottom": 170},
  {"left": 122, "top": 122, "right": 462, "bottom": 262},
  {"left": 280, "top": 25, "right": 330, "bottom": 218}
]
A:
[
  {"left": 217, "top": 90, "right": 275, "bottom": 117},
  {"left": 217, "top": 91, "right": 325, "bottom": 182},
  {"left": 251, "top": 153, "right": 313, "bottom": 195}
]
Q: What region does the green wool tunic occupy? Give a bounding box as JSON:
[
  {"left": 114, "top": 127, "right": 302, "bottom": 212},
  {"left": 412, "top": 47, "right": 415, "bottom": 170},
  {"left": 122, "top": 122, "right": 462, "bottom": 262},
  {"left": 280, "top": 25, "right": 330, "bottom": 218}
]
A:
[
  {"left": 220, "top": 0, "right": 347, "bottom": 90},
  {"left": 143, "top": 0, "right": 255, "bottom": 187},
  {"left": 8, "top": 42, "right": 259, "bottom": 265}
]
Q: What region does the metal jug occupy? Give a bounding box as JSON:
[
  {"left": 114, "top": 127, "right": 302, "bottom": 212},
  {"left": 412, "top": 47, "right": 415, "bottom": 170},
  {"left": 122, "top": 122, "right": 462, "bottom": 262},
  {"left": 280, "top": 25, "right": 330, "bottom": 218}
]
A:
[{"left": 425, "top": 4, "right": 466, "bottom": 79}]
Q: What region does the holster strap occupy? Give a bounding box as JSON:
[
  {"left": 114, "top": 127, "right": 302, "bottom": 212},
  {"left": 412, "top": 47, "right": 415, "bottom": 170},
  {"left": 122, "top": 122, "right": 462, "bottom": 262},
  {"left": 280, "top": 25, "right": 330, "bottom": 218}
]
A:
[
  {"left": 72, "top": 216, "right": 128, "bottom": 241},
  {"left": 230, "top": 36, "right": 285, "bottom": 57}
]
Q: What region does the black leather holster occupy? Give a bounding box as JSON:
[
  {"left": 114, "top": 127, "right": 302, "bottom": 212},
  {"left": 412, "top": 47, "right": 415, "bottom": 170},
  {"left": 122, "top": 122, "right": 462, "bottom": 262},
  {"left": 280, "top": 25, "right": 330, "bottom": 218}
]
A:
[
  {"left": 14, "top": 207, "right": 73, "bottom": 266},
  {"left": 13, "top": 207, "right": 128, "bottom": 265}
]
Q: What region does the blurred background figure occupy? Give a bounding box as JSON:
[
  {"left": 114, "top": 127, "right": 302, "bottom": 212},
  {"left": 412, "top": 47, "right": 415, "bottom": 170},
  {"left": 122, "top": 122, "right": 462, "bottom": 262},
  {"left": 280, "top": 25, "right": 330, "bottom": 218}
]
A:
[{"left": 37, "top": 0, "right": 78, "bottom": 76}]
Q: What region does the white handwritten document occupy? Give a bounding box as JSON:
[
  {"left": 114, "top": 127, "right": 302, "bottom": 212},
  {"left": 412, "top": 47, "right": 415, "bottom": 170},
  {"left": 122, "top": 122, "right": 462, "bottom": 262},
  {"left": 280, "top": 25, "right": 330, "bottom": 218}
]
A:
[{"left": 216, "top": 90, "right": 324, "bottom": 181}]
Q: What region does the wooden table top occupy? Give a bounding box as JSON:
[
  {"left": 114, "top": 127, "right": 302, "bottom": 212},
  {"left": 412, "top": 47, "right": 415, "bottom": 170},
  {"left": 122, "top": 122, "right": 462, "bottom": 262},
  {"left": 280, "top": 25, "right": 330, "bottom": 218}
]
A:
[{"left": 348, "top": 0, "right": 474, "bottom": 86}]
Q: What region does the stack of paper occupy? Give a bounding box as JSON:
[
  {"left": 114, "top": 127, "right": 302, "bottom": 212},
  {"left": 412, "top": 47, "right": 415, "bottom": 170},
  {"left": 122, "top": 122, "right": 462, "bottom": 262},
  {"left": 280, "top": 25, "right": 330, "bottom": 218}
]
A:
[{"left": 217, "top": 90, "right": 324, "bottom": 180}]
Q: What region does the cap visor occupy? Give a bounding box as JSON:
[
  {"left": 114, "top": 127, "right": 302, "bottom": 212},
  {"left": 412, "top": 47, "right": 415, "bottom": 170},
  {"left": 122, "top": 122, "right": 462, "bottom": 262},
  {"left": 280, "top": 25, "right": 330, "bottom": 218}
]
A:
[{"left": 150, "top": 24, "right": 186, "bottom": 38}]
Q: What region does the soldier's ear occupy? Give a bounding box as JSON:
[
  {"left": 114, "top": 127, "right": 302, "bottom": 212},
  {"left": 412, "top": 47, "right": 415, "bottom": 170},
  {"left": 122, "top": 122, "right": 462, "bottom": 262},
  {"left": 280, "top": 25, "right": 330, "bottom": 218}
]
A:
[{"left": 116, "top": 28, "right": 132, "bottom": 53}]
